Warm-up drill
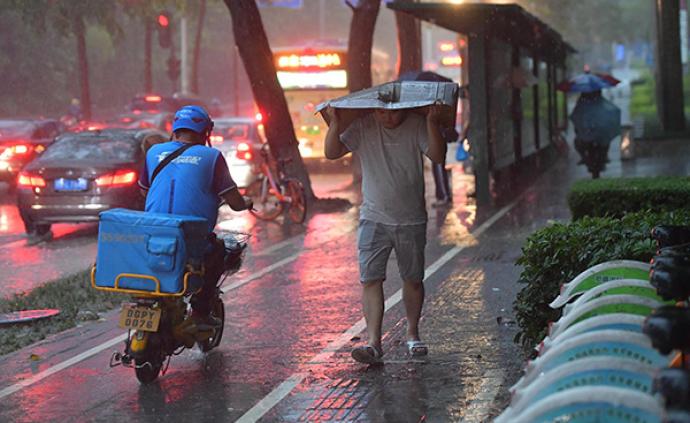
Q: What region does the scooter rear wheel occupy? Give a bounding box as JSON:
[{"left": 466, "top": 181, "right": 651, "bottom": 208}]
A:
[
  {"left": 135, "top": 353, "right": 163, "bottom": 384},
  {"left": 198, "top": 296, "right": 225, "bottom": 352}
]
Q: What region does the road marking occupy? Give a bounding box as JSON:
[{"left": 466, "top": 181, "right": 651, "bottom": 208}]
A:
[
  {"left": 235, "top": 196, "right": 521, "bottom": 422},
  {"left": 0, "top": 334, "right": 127, "bottom": 400},
  {"left": 0, "top": 225, "right": 356, "bottom": 401}
]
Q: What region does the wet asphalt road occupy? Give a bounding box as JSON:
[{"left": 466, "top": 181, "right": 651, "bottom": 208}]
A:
[{"left": 0, "top": 184, "right": 101, "bottom": 298}]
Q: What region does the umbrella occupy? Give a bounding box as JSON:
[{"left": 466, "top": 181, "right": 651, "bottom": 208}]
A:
[
  {"left": 557, "top": 72, "right": 620, "bottom": 93},
  {"left": 315, "top": 80, "right": 459, "bottom": 129},
  {"left": 570, "top": 97, "right": 621, "bottom": 145}
]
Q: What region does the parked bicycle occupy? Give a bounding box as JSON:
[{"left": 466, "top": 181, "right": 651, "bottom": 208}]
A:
[{"left": 245, "top": 143, "right": 307, "bottom": 224}]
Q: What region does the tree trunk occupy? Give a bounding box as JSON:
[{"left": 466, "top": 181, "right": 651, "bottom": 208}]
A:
[
  {"left": 346, "top": 0, "right": 380, "bottom": 182},
  {"left": 191, "top": 0, "right": 206, "bottom": 95},
  {"left": 74, "top": 15, "right": 92, "bottom": 121},
  {"left": 223, "top": 0, "right": 314, "bottom": 200},
  {"left": 346, "top": 0, "right": 380, "bottom": 92},
  {"left": 395, "top": 0, "right": 422, "bottom": 77}
]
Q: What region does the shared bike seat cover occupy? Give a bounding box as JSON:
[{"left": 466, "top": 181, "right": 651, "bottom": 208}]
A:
[{"left": 94, "top": 208, "right": 209, "bottom": 294}]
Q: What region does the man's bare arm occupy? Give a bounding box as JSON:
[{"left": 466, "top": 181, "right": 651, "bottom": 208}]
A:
[
  {"left": 221, "top": 188, "right": 253, "bottom": 211},
  {"left": 324, "top": 106, "right": 349, "bottom": 160},
  {"left": 425, "top": 104, "right": 447, "bottom": 164}
]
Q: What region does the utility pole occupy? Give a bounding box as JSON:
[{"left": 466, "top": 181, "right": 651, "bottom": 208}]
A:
[{"left": 180, "top": 16, "right": 189, "bottom": 94}]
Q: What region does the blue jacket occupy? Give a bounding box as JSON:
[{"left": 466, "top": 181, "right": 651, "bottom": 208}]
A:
[{"left": 138, "top": 141, "right": 236, "bottom": 233}]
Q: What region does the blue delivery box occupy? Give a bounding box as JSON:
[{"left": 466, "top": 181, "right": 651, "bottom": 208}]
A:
[{"left": 93, "top": 208, "right": 209, "bottom": 295}]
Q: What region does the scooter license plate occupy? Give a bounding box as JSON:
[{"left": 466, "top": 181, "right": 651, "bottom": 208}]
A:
[{"left": 118, "top": 305, "right": 161, "bottom": 332}]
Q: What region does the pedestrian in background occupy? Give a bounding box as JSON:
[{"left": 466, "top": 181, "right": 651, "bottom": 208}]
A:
[
  {"left": 431, "top": 125, "right": 459, "bottom": 207},
  {"left": 324, "top": 104, "right": 447, "bottom": 364}
]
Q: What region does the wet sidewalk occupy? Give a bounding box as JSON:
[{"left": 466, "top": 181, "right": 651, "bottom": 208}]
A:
[{"left": 260, "top": 139, "right": 689, "bottom": 422}]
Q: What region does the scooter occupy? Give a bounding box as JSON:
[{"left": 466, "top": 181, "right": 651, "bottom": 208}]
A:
[
  {"left": 576, "top": 138, "right": 609, "bottom": 179},
  {"left": 91, "top": 233, "right": 247, "bottom": 384}
]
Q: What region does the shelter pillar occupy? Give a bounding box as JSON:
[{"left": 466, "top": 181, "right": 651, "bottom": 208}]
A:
[
  {"left": 656, "top": 0, "right": 686, "bottom": 131},
  {"left": 468, "top": 31, "right": 491, "bottom": 205}
]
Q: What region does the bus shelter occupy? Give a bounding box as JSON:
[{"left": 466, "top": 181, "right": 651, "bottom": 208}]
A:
[{"left": 388, "top": 2, "right": 575, "bottom": 205}]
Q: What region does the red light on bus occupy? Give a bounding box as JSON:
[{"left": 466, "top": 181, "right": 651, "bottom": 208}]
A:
[
  {"left": 145, "top": 95, "right": 162, "bottom": 103},
  {"left": 255, "top": 112, "right": 263, "bottom": 122}
]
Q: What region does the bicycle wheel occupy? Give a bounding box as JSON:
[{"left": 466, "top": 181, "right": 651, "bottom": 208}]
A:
[
  {"left": 284, "top": 178, "right": 307, "bottom": 224},
  {"left": 246, "top": 177, "right": 283, "bottom": 221}
]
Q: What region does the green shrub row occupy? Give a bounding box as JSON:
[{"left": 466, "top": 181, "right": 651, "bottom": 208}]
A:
[
  {"left": 567, "top": 177, "right": 690, "bottom": 220},
  {"left": 513, "top": 209, "right": 690, "bottom": 350}
]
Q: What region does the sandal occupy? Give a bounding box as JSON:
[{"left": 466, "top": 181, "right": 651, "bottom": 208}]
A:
[
  {"left": 407, "top": 340, "right": 428, "bottom": 357},
  {"left": 351, "top": 345, "right": 383, "bottom": 364}
]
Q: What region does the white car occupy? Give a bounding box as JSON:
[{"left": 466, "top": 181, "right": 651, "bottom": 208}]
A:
[{"left": 211, "top": 117, "right": 266, "bottom": 189}]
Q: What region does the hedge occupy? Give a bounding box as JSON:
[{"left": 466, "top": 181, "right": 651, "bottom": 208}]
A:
[
  {"left": 567, "top": 177, "right": 690, "bottom": 220},
  {"left": 513, "top": 209, "right": 690, "bottom": 350}
]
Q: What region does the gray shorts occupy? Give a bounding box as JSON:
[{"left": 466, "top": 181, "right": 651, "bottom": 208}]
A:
[{"left": 357, "top": 219, "right": 427, "bottom": 283}]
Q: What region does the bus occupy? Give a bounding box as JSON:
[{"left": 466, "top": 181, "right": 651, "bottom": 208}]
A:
[{"left": 273, "top": 41, "right": 392, "bottom": 164}]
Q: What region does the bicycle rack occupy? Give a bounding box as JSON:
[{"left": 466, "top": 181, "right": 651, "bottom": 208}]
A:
[
  {"left": 502, "top": 357, "right": 656, "bottom": 420},
  {"left": 497, "top": 386, "right": 663, "bottom": 423},
  {"left": 540, "top": 313, "right": 646, "bottom": 352},
  {"left": 549, "top": 294, "right": 663, "bottom": 338},
  {"left": 512, "top": 330, "right": 669, "bottom": 393},
  {"left": 561, "top": 279, "right": 660, "bottom": 317},
  {"left": 550, "top": 260, "right": 650, "bottom": 308}
]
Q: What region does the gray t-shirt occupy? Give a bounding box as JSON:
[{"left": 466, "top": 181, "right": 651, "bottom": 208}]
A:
[{"left": 341, "top": 112, "right": 429, "bottom": 225}]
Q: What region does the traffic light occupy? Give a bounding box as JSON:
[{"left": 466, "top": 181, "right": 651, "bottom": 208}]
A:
[
  {"left": 157, "top": 11, "right": 172, "bottom": 48},
  {"left": 167, "top": 56, "right": 180, "bottom": 82}
]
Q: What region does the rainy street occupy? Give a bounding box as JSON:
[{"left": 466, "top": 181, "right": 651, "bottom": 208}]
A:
[{"left": 1, "top": 0, "right": 682, "bottom": 421}]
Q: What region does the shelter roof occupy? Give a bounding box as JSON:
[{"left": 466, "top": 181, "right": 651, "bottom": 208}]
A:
[{"left": 387, "top": 2, "right": 575, "bottom": 63}]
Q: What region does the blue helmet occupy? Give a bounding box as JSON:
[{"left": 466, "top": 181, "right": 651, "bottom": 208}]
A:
[{"left": 172, "top": 105, "right": 214, "bottom": 135}]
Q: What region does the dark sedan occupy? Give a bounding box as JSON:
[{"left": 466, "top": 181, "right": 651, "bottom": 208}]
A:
[
  {"left": 0, "top": 119, "right": 64, "bottom": 186},
  {"left": 16, "top": 128, "right": 167, "bottom": 235}
]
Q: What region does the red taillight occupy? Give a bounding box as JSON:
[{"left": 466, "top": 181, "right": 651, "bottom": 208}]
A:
[
  {"left": 96, "top": 170, "right": 137, "bottom": 187},
  {"left": 17, "top": 172, "right": 46, "bottom": 188},
  {"left": 236, "top": 142, "right": 253, "bottom": 161},
  {"left": 237, "top": 151, "right": 253, "bottom": 161},
  {"left": 255, "top": 112, "right": 263, "bottom": 122}
]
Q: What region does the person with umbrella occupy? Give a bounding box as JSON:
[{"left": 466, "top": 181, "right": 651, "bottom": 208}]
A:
[{"left": 559, "top": 69, "right": 621, "bottom": 178}]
